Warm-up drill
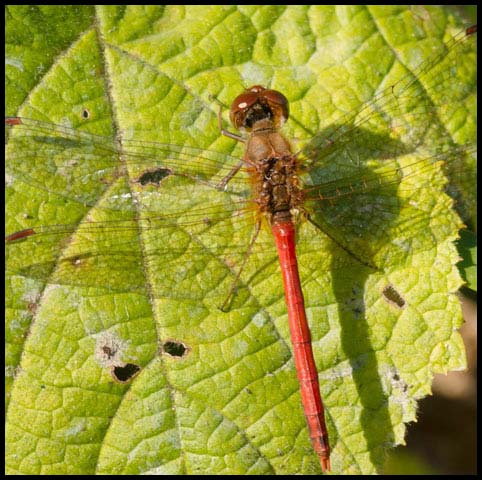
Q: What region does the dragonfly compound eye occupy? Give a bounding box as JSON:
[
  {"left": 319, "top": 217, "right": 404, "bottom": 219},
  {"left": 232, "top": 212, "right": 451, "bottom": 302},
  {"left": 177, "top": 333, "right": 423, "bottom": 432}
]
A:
[
  {"left": 260, "top": 88, "right": 289, "bottom": 128},
  {"left": 229, "top": 90, "right": 260, "bottom": 130}
]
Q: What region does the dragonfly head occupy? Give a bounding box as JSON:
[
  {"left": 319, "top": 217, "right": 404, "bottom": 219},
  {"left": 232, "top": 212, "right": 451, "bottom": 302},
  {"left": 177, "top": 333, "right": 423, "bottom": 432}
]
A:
[{"left": 229, "top": 85, "right": 289, "bottom": 132}]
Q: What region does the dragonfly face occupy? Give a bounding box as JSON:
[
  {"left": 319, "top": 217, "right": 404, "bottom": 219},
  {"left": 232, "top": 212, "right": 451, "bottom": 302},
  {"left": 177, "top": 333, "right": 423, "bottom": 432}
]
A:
[{"left": 229, "top": 85, "right": 289, "bottom": 131}]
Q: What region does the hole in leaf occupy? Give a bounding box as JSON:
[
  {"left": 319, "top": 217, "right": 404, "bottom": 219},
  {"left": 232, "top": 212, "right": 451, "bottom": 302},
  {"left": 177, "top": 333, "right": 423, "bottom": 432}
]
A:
[
  {"left": 111, "top": 363, "right": 141, "bottom": 383},
  {"left": 81, "top": 108, "right": 90, "bottom": 119},
  {"left": 382, "top": 284, "right": 406, "bottom": 309},
  {"left": 137, "top": 168, "right": 172, "bottom": 186},
  {"left": 163, "top": 340, "right": 190, "bottom": 358}
]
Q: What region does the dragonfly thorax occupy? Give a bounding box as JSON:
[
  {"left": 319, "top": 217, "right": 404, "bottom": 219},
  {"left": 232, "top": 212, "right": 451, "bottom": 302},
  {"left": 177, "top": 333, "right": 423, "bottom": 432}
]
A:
[{"left": 250, "top": 153, "right": 303, "bottom": 225}]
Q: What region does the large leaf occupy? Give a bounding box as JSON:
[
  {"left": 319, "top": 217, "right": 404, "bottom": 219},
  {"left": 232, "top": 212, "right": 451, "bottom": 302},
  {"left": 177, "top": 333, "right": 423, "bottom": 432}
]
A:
[{"left": 5, "top": 5, "right": 476, "bottom": 474}]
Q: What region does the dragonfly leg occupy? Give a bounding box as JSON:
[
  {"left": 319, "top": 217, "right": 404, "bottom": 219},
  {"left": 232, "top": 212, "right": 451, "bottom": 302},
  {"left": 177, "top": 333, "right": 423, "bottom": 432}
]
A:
[
  {"left": 219, "top": 220, "right": 261, "bottom": 312},
  {"left": 211, "top": 95, "right": 246, "bottom": 143},
  {"left": 208, "top": 95, "right": 247, "bottom": 189},
  {"left": 215, "top": 160, "right": 245, "bottom": 190},
  {"left": 307, "top": 215, "right": 379, "bottom": 271}
]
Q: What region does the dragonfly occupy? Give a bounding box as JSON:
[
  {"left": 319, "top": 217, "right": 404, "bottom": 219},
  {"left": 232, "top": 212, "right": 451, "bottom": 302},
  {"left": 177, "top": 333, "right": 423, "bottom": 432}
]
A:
[{"left": 5, "top": 25, "right": 476, "bottom": 472}]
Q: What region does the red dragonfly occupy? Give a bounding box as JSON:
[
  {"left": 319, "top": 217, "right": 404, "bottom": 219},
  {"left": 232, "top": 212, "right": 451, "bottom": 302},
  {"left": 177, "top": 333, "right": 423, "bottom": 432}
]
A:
[{"left": 5, "top": 26, "right": 476, "bottom": 472}]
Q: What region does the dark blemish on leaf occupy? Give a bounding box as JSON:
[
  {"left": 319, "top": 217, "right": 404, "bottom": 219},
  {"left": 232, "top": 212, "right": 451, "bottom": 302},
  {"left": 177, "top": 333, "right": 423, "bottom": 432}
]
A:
[
  {"left": 111, "top": 363, "right": 141, "bottom": 383},
  {"left": 162, "top": 340, "right": 190, "bottom": 358},
  {"left": 389, "top": 367, "right": 409, "bottom": 393},
  {"left": 343, "top": 290, "right": 364, "bottom": 316},
  {"left": 382, "top": 284, "right": 406, "bottom": 309},
  {"left": 67, "top": 252, "right": 96, "bottom": 267},
  {"left": 94, "top": 332, "right": 126, "bottom": 368},
  {"left": 81, "top": 108, "right": 90, "bottom": 119},
  {"left": 70, "top": 256, "right": 83, "bottom": 266},
  {"left": 137, "top": 168, "right": 172, "bottom": 186},
  {"left": 245, "top": 387, "right": 252, "bottom": 395},
  {"left": 102, "top": 345, "right": 116, "bottom": 360},
  {"left": 27, "top": 302, "right": 38, "bottom": 314},
  {"left": 99, "top": 169, "right": 122, "bottom": 185}
]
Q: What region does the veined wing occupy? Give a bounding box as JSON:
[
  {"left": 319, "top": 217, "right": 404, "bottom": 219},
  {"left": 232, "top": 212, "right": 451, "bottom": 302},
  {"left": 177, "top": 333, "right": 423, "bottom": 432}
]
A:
[
  {"left": 294, "top": 25, "right": 476, "bottom": 267},
  {"left": 298, "top": 25, "right": 476, "bottom": 166},
  {"left": 6, "top": 116, "right": 252, "bottom": 213}
]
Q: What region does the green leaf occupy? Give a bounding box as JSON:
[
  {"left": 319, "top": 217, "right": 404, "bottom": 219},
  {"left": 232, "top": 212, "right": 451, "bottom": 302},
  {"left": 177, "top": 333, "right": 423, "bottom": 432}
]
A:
[
  {"left": 456, "top": 229, "right": 477, "bottom": 291},
  {"left": 5, "top": 5, "right": 476, "bottom": 474},
  {"left": 5, "top": 5, "right": 95, "bottom": 116}
]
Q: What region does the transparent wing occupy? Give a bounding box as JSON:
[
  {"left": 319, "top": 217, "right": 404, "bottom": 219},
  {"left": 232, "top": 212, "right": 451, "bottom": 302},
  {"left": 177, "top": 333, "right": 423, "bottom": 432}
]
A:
[
  {"left": 5, "top": 116, "right": 252, "bottom": 211},
  {"left": 299, "top": 26, "right": 476, "bottom": 166},
  {"left": 300, "top": 144, "right": 476, "bottom": 268},
  {"left": 5, "top": 116, "right": 258, "bottom": 302},
  {"left": 6, "top": 26, "right": 476, "bottom": 301},
  {"left": 6, "top": 206, "right": 271, "bottom": 302},
  {"left": 294, "top": 25, "right": 476, "bottom": 267}
]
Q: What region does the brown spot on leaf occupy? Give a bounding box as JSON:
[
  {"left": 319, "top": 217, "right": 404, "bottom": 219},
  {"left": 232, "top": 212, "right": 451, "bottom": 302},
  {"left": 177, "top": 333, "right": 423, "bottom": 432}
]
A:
[
  {"left": 382, "top": 284, "right": 406, "bottom": 309},
  {"left": 94, "top": 332, "right": 125, "bottom": 368},
  {"left": 137, "top": 168, "right": 171, "bottom": 186}
]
